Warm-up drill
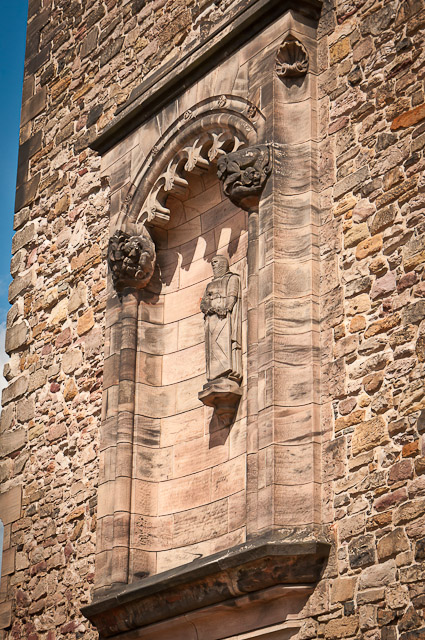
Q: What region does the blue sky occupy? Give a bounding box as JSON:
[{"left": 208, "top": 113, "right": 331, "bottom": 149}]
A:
[{"left": 0, "top": 2, "right": 28, "bottom": 386}]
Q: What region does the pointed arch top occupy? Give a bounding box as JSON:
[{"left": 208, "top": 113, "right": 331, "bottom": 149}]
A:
[{"left": 116, "top": 96, "right": 266, "bottom": 232}]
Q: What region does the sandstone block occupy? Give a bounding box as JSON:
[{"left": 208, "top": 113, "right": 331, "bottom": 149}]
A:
[
  {"left": 352, "top": 416, "right": 389, "bottom": 455},
  {"left": 334, "top": 166, "right": 369, "bottom": 199},
  {"left": 363, "top": 371, "right": 384, "bottom": 394},
  {"left": 347, "top": 293, "right": 371, "bottom": 315},
  {"left": 334, "top": 194, "right": 357, "bottom": 217},
  {"left": 356, "top": 234, "right": 383, "bottom": 260},
  {"left": 335, "top": 409, "right": 365, "bottom": 433},
  {"left": 63, "top": 378, "right": 78, "bottom": 401},
  {"left": 339, "top": 397, "right": 356, "bottom": 415},
  {"left": 0, "top": 485, "right": 22, "bottom": 525},
  {"left": 330, "top": 577, "right": 356, "bottom": 604},
  {"left": 369, "top": 206, "right": 396, "bottom": 236},
  {"left": 352, "top": 200, "right": 375, "bottom": 222},
  {"left": 403, "top": 234, "right": 425, "bottom": 272},
  {"left": 364, "top": 313, "right": 400, "bottom": 339},
  {"left": 391, "top": 103, "right": 425, "bottom": 130},
  {"left": 377, "top": 528, "right": 409, "bottom": 560},
  {"left": 350, "top": 315, "right": 366, "bottom": 332},
  {"left": 324, "top": 616, "right": 358, "bottom": 639},
  {"left": 402, "top": 301, "right": 425, "bottom": 325},
  {"left": 0, "top": 429, "right": 26, "bottom": 457},
  {"left": 77, "top": 308, "right": 94, "bottom": 335},
  {"left": 359, "top": 559, "right": 397, "bottom": 590},
  {"left": 345, "top": 276, "right": 371, "bottom": 298},
  {"left": 349, "top": 533, "right": 375, "bottom": 568},
  {"left": 374, "top": 488, "right": 408, "bottom": 513},
  {"left": 11, "top": 222, "right": 36, "bottom": 254},
  {"left": 62, "top": 349, "right": 83, "bottom": 374},
  {"left": 8, "top": 270, "right": 35, "bottom": 304},
  {"left": 344, "top": 222, "right": 369, "bottom": 248},
  {"left": 338, "top": 512, "right": 365, "bottom": 541},
  {"left": 68, "top": 281, "right": 87, "bottom": 314},
  {"left": 28, "top": 369, "right": 47, "bottom": 393},
  {"left": 386, "top": 584, "right": 410, "bottom": 609},
  {"left": 330, "top": 37, "right": 350, "bottom": 64},
  {"left": 47, "top": 422, "right": 67, "bottom": 442},
  {"left": 5, "top": 322, "right": 29, "bottom": 353},
  {"left": 2, "top": 376, "right": 28, "bottom": 405},
  {"left": 388, "top": 459, "right": 414, "bottom": 485},
  {"left": 370, "top": 271, "right": 396, "bottom": 300},
  {"left": 0, "top": 601, "right": 12, "bottom": 631}
]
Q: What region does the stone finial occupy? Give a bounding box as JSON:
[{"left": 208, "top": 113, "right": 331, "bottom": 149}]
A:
[
  {"left": 275, "top": 37, "right": 309, "bottom": 78},
  {"left": 107, "top": 229, "right": 156, "bottom": 291},
  {"left": 216, "top": 144, "right": 271, "bottom": 211}
]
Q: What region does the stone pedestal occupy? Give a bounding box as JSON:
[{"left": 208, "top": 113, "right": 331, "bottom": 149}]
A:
[{"left": 198, "top": 377, "right": 243, "bottom": 427}]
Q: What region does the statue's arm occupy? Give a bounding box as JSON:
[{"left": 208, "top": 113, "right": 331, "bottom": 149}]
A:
[
  {"left": 200, "top": 290, "right": 210, "bottom": 315},
  {"left": 225, "top": 275, "right": 240, "bottom": 312}
]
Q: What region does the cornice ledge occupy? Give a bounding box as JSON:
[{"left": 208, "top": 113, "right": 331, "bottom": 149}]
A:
[
  {"left": 91, "top": 0, "right": 323, "bottom": 155},
  {"left": 82, "top": 529, "right": 330, "bottom": 638}
]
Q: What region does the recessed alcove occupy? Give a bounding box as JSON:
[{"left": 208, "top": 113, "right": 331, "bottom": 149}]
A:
[{"left": 129, "top": 163, "right": 249, "bottom": 578}]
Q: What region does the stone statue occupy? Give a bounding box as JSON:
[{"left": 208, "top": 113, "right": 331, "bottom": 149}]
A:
[
  {"left": 200, "top": 255, "right": 242, "bottom": 382},
  {"left": 199, "top": 256, "right": 242, "bottom": 426}
]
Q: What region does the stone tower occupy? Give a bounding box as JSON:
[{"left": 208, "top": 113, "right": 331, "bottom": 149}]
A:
[{"left": 1, "top": 0, "right": 425, "bottom": 639}]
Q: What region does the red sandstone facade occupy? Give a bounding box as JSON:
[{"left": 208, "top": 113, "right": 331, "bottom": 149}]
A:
[{"left": 1, "top": 0, "right": 425, "bottom": 639}]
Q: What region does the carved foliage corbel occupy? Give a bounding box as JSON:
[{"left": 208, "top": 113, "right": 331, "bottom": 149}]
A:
[
  {"left": 216, "top": 144, "right": 271, "bottom": 211},
  {"left": 108, "top": 227, "right": 156, "bottom": 292}
]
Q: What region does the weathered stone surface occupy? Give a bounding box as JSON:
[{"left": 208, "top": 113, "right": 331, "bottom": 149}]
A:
[
  {"left": 359, "top": 560, "right": 397, "bottom": 590},
  {"left": 348, "top": 534, "right": 375, "bottom": 568},
  {"left": 356, "top": 234, "right": 383, "bottom": 260},
  {"left": 0, "top": 485, "right": 22, "bottom": 525},
  {"left": 391, "top": 104, "right": 425, "bottom": 131},
  {"left": 377, "top": 528, "right": 409, "bottom": 560},
  {"left": 8, "top": 270, "right": 35, "bottom": 303},
  {"left": 5, "top": 321, "right": 29, "bottom": 353},
  {"left": 77, "top": 308, "right": 94, "bottom": 335},
  {"left": 352, "top": 416, "right": 389, "bottom": 455},
  {"left": 3, "top": 2, "right": 425, "bottom": 640},
  {"left": 2, "top": 375, "right": 28, "bottom": 404},
  {"left": 344, "top": 223, "right": 369, "bottom": 248},
  {"left": 324, "top": 616, "right": 358, "bottom": 638},
  {"left": 402, "top": 301, "right": 425, "bottom": 326},
  {"left": 0, "top": 428, "right": 26, "bottom": 457},
  {"left": 370, "top": 271, "right": 396, "bottom": 300}
]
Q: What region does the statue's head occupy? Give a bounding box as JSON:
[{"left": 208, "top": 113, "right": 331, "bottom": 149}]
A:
[{"left": 211, "top": 255, "right": 229, "bottom": 278}]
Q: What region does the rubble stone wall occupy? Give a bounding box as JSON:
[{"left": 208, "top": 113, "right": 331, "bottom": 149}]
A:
[
  {"left": 317, "top": 0, "right": 425, "bottom": 638},
  {"left": 0, "top": 0, "right": 424, "bottom": 639}
]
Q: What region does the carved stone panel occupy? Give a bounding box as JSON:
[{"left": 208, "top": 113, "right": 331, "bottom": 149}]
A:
[{"left": 275, "top": 37, "right": 309, "bottom": 79}]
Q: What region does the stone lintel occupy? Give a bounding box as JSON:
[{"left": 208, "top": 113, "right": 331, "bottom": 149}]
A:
[
  {"left": 82, "top": 532, "right": 330, "bottom": 638},
  {"left": 90, "top": 0, "right": 323, "bottom": 154}
]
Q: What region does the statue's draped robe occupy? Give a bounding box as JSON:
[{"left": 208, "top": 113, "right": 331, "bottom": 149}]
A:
[{"left": 201, "top": 272, "right": 242, "bottom": 381}]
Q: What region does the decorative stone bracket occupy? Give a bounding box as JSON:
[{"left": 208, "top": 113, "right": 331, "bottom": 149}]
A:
[
  {"left": 199, "top": 377, "right": 243, "bottom": 427},
  {"left": 107, "top": 228, "right": 156, "bottom": 292},
  {"left": 217, "top": 144, "right": 271, "bottom": 211}
]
